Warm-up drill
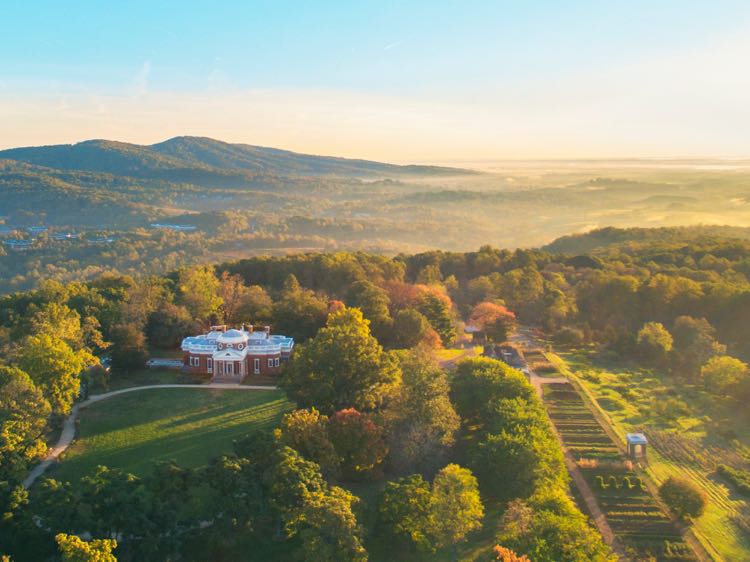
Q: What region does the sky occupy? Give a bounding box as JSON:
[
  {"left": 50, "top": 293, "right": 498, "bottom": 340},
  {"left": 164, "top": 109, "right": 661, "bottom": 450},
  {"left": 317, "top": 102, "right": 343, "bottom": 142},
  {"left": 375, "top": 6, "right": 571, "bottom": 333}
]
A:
[{"left": 2, "top": 0, "right": 750, "bottom": 162}]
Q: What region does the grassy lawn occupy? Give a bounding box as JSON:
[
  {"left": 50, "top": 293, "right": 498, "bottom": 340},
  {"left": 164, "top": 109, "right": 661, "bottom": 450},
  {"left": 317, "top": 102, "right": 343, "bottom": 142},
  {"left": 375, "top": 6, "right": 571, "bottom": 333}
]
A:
[
  {"left": 551, "top": 349, "right": 750, "bottom": 562},
  {"left": 106, "top": 368, "right": 206, "bottom": 391},
  {"left": 53, "top": 388, "right": 291, "bottom": 481}
]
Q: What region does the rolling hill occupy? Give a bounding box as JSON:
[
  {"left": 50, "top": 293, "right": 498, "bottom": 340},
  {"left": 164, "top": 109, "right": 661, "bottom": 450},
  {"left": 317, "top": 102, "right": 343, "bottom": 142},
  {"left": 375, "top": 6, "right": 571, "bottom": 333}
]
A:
[{"left": 0, "top": 136, "right": 471, "bottom": 181}]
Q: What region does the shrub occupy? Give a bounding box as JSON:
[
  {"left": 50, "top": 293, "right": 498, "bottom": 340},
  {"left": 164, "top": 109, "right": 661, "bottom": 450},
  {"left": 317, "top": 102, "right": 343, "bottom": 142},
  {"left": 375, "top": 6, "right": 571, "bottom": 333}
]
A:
[
  {"left": 716, "top": 464, "right": 750, "bottom": 496},
  {"left": 658, "top": 477, "right": 707, "bottom": 520}
]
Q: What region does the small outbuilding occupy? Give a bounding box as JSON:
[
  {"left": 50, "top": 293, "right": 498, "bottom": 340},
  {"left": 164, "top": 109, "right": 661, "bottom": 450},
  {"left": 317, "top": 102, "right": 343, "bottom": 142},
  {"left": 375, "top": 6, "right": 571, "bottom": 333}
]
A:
[{"left": 626, "top": 433, "right": 648, "bottom": 460}]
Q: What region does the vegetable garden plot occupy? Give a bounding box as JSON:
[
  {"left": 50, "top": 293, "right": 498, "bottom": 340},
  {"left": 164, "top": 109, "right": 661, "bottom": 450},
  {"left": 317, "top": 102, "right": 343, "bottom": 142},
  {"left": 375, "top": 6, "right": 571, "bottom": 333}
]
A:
[{"left": 543, "top": 382, "right": 697, "bottom": 561}]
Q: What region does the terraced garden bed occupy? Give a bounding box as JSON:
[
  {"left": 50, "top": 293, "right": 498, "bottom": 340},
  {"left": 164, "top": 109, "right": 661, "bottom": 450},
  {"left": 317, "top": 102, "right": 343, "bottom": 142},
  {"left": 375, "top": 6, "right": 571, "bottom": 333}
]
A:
[{"left": 543, "top": 382, "right": 697, "bottom": 561}]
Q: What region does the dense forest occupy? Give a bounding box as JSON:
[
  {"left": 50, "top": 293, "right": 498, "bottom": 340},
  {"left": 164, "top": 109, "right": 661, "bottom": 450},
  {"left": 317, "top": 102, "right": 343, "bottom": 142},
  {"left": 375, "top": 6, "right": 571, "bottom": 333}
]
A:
[
  {"left": 4, "top": 139, "right": 750, "bottom": 296},
  {"left": 1, "top": 228, "right": 750, "bottom": 560}
]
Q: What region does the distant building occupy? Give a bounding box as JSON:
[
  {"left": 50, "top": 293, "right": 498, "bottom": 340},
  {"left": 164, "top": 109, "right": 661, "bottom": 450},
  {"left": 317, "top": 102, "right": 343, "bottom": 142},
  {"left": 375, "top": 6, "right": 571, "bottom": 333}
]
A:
[
  {"left": 26, "top": 226, "right": 48, "bottom": 234},
  {"left": 150, "top": 223, "right": 197, "bottom": 232},
  {"left": 52, "top": 232, "right": 80, "bottom": 241},
  {"left": 3, "top": 239, "right": 34, "bottom": 251},
  {"left": 181, "top": 325, "right": 294, "bottom": 381}
]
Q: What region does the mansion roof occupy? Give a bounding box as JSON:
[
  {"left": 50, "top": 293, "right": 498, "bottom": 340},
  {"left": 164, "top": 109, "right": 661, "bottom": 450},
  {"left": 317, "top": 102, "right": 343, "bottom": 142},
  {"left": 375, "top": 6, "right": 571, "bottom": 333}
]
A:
[{"left": 181, "top": 326, "right": 293, "bottom": 358}]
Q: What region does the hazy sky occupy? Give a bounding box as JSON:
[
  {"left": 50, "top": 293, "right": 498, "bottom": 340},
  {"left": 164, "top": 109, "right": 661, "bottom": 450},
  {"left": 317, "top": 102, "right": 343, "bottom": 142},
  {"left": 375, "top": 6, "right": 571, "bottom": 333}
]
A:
[{"left": 2, "top": 1, "right": 750, "bottom": 162}]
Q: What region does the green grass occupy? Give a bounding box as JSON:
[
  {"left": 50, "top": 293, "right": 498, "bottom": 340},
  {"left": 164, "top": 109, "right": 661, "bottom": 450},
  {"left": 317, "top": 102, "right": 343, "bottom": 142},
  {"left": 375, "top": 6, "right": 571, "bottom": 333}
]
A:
[
  {"left": 53, "top": 388, "right": 292, "bottom": 480},
  {"left": 106, "top": 368, "right": 206, "bottom": 390},
  {"left": 552, "top": 350, "right": 750, "bottom": 562}
]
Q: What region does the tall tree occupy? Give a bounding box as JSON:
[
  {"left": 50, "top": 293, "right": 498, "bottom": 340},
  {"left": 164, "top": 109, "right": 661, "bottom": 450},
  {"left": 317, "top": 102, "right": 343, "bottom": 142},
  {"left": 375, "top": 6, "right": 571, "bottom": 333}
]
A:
[
  {"left": 0, "top": 366, "right": 51, "bottom": 479},
  {"left": 671, "top": 316, "right": 725, "bottom": 377},
  {"left": 417, "top": 293, "right": 456, "bottom": 346},
  {"left": 346, "top": 280, "right": 392, "bottom": 340},
  {"left": 276, "top": 408, "right": 339, "bottom": 477},
  {"left": 635, "top": 322, "right": 673, "bottom": 366},
  {"left": 17, "top": 334, "right": 95, "bottom": 414},
  {"left": 281, "top": 307, "right": 401, "bottom": 413},
  {"left": 468, "top": 302, "right": 516, "bottom": 342},
  {"left": 700, "top": 355, "right": 749, "bottom": 394},
  {"left": 176, "top": 265, "right": 223, "bottom": 322},
  {"left": 328, "top": 408, "right": 387, "bottom": 480},
  {"left": 273, "top": 274, "right": 329, "bottom": 342},
  {"left": 426, "top": 464, "right": 484, "bottom": 551},
  {"left": 383, "top": 350, "right": 459, "bottom": 474},
  {"left": 295, "top": 487, "right": 368, "bottom": 562}
]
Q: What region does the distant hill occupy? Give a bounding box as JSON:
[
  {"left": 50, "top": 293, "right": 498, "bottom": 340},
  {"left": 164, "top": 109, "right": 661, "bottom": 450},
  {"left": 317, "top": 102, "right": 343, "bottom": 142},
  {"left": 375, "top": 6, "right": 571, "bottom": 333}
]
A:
[
  {"left": 0, "top": 136, "right": 472, "bottom": 181},
  {"left": 544, "top": 226, "right": 750, "bottom": 254}
]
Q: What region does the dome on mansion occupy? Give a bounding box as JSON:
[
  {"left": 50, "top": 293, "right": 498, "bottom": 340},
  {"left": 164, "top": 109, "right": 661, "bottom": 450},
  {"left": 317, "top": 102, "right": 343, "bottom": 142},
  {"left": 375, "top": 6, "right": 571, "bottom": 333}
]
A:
[{"left": 217, "top": 329, "right": 249, "bottom": 343}]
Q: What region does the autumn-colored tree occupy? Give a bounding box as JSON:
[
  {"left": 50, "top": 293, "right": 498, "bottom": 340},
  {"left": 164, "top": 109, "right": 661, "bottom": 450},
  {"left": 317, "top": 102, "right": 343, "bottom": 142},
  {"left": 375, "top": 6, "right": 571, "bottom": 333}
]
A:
[
  {"left": 55, "top": 533, "right": 117, "bottom": 562},
  {"left": 700, "top": 355, "right": 748, "bottom": 394},
  {"left": 636, "top": 322, "right": 673, "bottom": 365},
  {"left": 493, "top": 545, "right": 531, "bottom": 562},
  {"left": 176, "top": 265, "right": 223, "bottom": 322},
  {"left": 328, "top": 408, "right": 387, "bottom": 480},
  {"left": 276, "top": 408, "right": 339, "bottom": 476},
  {"left": 219, "top": 271, "right": 273, "bottom": 324},
  {"left": 468, "top": 302, "right": 516, "bottom": 342},
  {"left": 0, "top": 366, "right": 51, "bottom": 478},
  {"left": 17, "top": 334, "right": 95, "bottom": 414}
]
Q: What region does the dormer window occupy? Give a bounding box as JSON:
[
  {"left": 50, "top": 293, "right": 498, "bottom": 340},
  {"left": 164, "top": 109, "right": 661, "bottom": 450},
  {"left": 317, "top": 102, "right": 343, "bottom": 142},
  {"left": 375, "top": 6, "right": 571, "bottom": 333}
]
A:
[{"left": 238, "top": 343, "right": 244, "bottom": 350}]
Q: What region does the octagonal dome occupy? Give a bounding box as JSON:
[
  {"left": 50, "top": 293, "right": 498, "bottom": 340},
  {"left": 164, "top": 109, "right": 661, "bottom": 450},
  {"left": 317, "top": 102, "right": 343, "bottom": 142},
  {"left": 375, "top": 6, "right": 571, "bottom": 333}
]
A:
[{"left": 217, "top": 329, "right": 249, "bottom": 343}]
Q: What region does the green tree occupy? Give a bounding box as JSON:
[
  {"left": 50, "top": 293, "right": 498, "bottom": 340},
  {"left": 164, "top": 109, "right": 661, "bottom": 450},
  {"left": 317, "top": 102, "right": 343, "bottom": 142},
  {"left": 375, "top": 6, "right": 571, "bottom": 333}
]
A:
[
  {"left": 17, "top": 334, "right": 95, "bottom": 414},
  {"left": 378, "top": 475, "right": 433, "bottom": 552},
  {"left": 0, "top": 366, "right": 51, "bottom": 478},
  {"left": 390, "top": 308, "right": 432, "bottom": 349},
  {"left": 273, "top": 274, "right": 329, "bottom": 342},
  {"left": 450, "top": 357, "right": 533, "bottom": 422},
  {"left": 671, "top": 316, "right": 725, "bottom": 377},
  {"left": 417, "top": 293, "right": 456, "bottom": 346},
  {"left": 700, "top": 355, "right": 748, "bottom": 394},
  {"left": 384, "top": 350, "right": 459, "bottom": 474},
  {"left": 346, "top": 280, "right": 393, "bottom": 340},
  {"left": 219, "top": 271, "right": 273, "bottom": 325},
  {"left": 108, "top": 323, "right": 149, "bottom": 370},
  {"left": 635, "top": 321, "right": 673, "bottom": 366},
  {"left": 497, "top": 491, "right": 615, "bottom": 562},
  {"left": 295, "top": 487, "right": 368, "bottom": 562},
  {"left": 426, "top": 464, "right": 484, "bottom": 550},
  {"left": 55, "top": 534, "right": 117, "bottom": 562},
  {"left": 177, "top": 265, "right": 223, "bottom": 322},
  {"left": 266, "top": 446, "right": 327, "bottom": 535},
  {"left": 469, "top": 426, "right": 563, "bottom": 500},
  {"left": 659, "top": 476, "right": 707, "bottom": 520},
  {"left": 328, "top": 408, "right": 387, "bottom": 480},
  {"left": 146, "top": 303, "right": 195, "bottom": 349},
  {"left": 281, "top": 307, "right": 401, "bottom": 413}
]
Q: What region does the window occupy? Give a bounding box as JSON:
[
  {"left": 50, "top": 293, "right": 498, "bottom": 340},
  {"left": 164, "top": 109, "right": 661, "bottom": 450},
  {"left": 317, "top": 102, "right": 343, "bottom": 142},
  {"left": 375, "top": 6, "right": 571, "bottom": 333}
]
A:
[
  {"left": 207, "top": 358, "right": 213, "bottom": 373},
  {"left": 226, "top": 362, "right": 234, "bottom": 376},
  {"left": 274, "top": 358, "right": 280, "bottom": 367},
  {"left": 268, "top": 358, "right": 273, "bottom": 368},
  {"left": 189, "top": 356, "right": 200, "bottom": 367},
  {"left": 254, "top": 358, "right": 260, "bottom": 374}
]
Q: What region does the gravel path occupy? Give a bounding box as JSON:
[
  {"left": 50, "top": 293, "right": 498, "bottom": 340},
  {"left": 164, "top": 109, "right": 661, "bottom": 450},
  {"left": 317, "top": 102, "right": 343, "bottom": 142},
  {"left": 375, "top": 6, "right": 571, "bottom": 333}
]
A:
[{"left": 22, "top": 383, "right": 278, "bottom": 488}]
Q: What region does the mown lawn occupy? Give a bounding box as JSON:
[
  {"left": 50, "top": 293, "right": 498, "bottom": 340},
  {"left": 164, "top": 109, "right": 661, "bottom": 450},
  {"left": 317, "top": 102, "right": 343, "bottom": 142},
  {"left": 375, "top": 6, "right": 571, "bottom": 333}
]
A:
[
  {"left": 106, "top": 367, "right": 206, "bottom": 390},
  {"left": 550, "top": 350, "right": 750, "bottom": 562},
  {"left": 53, "top": 388, "right": 292, "bottom": 481}
]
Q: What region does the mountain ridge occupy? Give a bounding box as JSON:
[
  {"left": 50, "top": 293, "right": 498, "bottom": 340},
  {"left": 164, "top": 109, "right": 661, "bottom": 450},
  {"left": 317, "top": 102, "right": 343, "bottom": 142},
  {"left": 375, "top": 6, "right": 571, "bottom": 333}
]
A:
[{"left": 0, "top": 136, "right": 474, "bottom": 180}]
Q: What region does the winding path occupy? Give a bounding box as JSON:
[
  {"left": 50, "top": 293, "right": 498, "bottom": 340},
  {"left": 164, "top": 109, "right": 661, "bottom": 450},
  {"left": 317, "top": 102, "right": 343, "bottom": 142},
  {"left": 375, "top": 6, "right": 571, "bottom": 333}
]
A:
[{"left": 22, "top": 383, "right": 278, "bottom": 489}]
